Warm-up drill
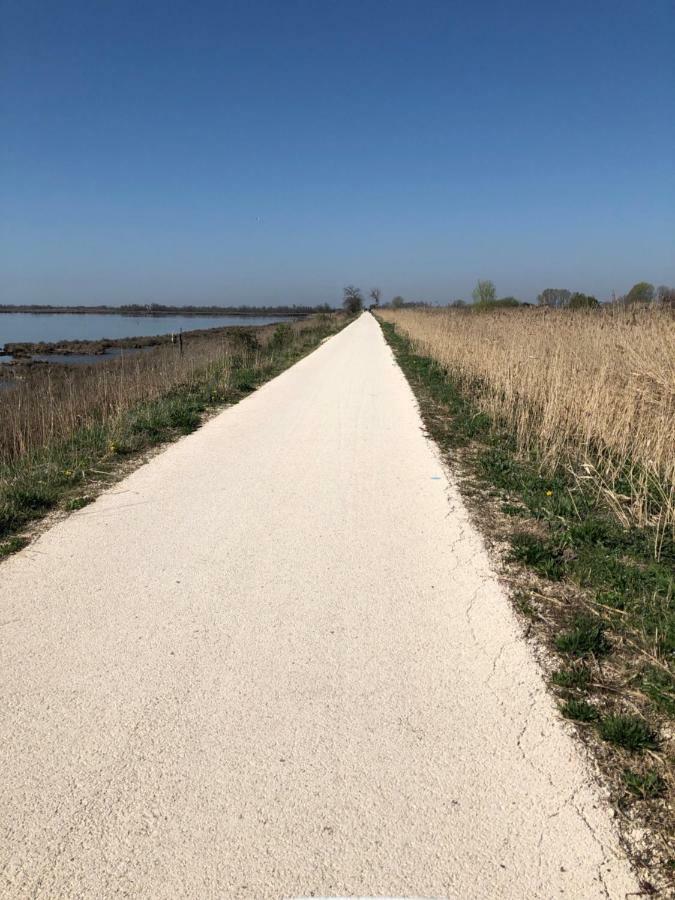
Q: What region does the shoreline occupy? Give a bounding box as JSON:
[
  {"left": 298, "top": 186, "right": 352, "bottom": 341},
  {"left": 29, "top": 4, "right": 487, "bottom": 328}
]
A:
[
  {"left": 0, "top": 321, "right": 290, "bottom": 369},
  {"left": 0, "top": 305, "right": 320, "bottom": 317}
]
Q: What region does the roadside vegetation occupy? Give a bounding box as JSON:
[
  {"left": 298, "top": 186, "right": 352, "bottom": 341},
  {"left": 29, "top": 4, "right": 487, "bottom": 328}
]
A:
[
  {"left": 0, "top": 314, "right": 349, "bottom": 557},
  {"left": 376, "top": 306, "right": 674, "bottom": 888},
  {"left": 378, "top": 304, "right": 674, "bottom": 541}
]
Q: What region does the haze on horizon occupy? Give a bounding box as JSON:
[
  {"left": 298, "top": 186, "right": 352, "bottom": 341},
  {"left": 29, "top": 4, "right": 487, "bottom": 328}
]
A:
[{"left": 1, "top": 0, "right": 674, "bottom": 308}]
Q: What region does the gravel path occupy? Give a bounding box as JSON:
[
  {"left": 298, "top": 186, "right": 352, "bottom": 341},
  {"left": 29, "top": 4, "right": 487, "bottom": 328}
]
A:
[{"left": 0, "top": 313, "right": 637, "bottom": 898}]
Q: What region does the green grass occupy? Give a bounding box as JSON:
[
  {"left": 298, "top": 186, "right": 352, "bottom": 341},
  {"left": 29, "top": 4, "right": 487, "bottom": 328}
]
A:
[
  {"left": 622, "top": 769, "right": 666, "bottom": 799},
  {"left": 551, "top": 665, "right": 592, "bottom": 690},
  {"left": 599, "top": 715, "right": 660, "bottom": 752},
  {"left": 0, "top": 535, "right": 29, "bottom": 558},
  {"left": 554, "top": 615, "right": 611, "bottom": 658},
  {"left": 509, "top": 532, "right": 567, "bottom": 581},
  {"left": 639, "top": 667, "right": 675, "bottom": 717},
  {"left": 501, "top": 502, "right": 528, "bottom": 517},
  {"left": 64, "top": 496, "right": 94, "bottom": 511},
  {"left": 560, "top": 698, "right": 600, "bottom": 722},
  {"left": 0, "top": 316, "right": 349, "bottom": 555}
]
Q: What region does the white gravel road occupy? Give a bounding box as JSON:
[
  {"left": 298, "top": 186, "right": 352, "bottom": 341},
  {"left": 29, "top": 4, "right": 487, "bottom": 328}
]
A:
[{"left": 0, "top": 313, "right": 637, "bottom": 898}]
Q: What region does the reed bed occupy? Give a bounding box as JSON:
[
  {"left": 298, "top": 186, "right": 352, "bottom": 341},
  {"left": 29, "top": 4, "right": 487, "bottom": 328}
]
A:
[
  {"left": 0, "top": 316, "right": 342, "bottom": 542},
  {"left": 0, "top": 318, "right": 326, "bottom": 465},
  {"left": 0, "top": 336, "right": 238, "bottom": 463},
  {"left": 378, "top": 306, "right": 675, "bottom": 537}
]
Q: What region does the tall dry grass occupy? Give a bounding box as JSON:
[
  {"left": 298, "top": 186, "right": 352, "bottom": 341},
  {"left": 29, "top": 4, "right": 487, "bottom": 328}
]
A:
[
  {"left": 0, "top": 317, "right": 326, "bottom": 465},
  {"left": 379, "top": 306, "right": 675, "bottom": 536},
  {"left": 0, "top": 337, "right": 236, "bottom": 463}
]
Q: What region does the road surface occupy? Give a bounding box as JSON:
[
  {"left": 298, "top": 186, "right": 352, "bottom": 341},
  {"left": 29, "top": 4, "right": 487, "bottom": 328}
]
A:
[{"left": 0, "top": 313, "right": 637, "bottom": 898}]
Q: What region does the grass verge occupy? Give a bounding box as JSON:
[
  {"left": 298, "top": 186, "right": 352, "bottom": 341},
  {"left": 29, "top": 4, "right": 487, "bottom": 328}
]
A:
[{"left": 377, "top": 317, "right": 674, "bottom": 891}]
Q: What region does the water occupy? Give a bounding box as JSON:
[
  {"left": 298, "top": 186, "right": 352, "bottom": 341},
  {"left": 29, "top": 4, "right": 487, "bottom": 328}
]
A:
[
  {"left": 1, "top": 350, "right": 154, "bottom": 396},
  {"left": 0, "top": 313, "right": 293, "bottom": 348},
  {"left": 30, "top": 348, "right": 151, "bottom": 366}
]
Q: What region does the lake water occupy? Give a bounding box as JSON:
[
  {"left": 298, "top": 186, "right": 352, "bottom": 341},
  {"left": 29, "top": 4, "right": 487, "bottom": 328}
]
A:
[{"left": 0, "top": 313, "right": 293, "bottom": 348}]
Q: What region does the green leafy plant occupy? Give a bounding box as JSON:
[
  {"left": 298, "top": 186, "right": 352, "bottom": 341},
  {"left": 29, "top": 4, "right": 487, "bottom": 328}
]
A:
[
  {"left": 561, "top": 699, "right": 599, "bottom": 722},
  {"left": 622, "top": 769, "right": 666, "bottom": 799},
  {"left": 551, "top": 666, "right": 591, "bottom": 690},
  {"left": 65, "top": 496, "right": 93, "bottom": 511},
  {"left": 600, "top": 715, "right": 659, "bottom": 752},
  {"left": 509, "top": 532, "right": 568, "bottom": 580},
  {"left": 555, "top": 616, "right": 610, "bottom": 657}
]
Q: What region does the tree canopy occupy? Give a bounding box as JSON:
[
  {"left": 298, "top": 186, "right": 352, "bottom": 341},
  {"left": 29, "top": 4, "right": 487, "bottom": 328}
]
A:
[
  {"left": 472, "top": 280, "right": 496, "bottom": 305},
  {"left": 569, "top": 292, "right": 599, "bottom": 309},
  {"left": 625, "top": 282, "right": 655, "bottom": 305},
  {"left": 537, "top": 288, "right": 571, "bottom": 308},
  {"left": 342, "top": 285, "right": 363, "bottom": 315}
]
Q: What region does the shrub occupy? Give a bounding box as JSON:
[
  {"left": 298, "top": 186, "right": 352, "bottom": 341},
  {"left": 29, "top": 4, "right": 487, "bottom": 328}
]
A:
[
  {"left": 269, "top": 323, "right": 294, "bottom": 350},
  {"left": 569, "top": 292, "right": 599, "bottom": 309}
]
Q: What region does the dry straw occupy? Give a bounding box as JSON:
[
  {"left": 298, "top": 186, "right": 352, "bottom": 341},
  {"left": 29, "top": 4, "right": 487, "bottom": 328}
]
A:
[
  {"left": 379, "top": 306, "right": 675, "bottom": 539},
  {"left": 0, "top": 319, "right": 320, "bottom": 465},
  {"left": 0, "top": 339, "right": 234, "bottom": 463}
]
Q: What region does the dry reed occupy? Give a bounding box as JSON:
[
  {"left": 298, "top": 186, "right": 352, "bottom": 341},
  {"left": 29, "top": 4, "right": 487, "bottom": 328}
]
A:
[
  {"left": 378, "top": 306, "right": 675, "bottom": 536},
  {"left": 0, "top": 339, "right": 233, "bottom": 463},
  {"left": 0, "top": 318, "right": 324, "bottom": 465}
]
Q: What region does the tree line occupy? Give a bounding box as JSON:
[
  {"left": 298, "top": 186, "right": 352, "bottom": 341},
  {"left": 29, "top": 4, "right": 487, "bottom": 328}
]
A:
[{"left": 340, "top": 280, "right": 675, "bottom": 313}]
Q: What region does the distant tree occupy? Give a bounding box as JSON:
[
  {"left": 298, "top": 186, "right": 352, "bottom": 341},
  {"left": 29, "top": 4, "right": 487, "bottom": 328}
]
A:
[
  {"left": 625, "top": 281, "right": 655, "bottom": 305},
  {"left": 569, "top": 292, "right": 600, "bottom": 310},
  {"left": 472, "top": 296, "right": 522, "bottom": 312},
  {"left": 537, "top": 288, "right": 571, "bottom": 308},
  {"left": 391, "top": 295, "right": 405, "bottom": 309},
  {"left": 450, "top": 299, "right": 467, "bottom": 308},
  {"left": 369, "top": 287, "right": 381, "bottom": 307},
  {"left": 342, "top": 285, "right": 363, "bottom": 315},
  {"left": 495, "top": 296, "right": 521, "bottom": 307},
  {"left": 472, "top": 280, "right": 496, "bottom": 305}
]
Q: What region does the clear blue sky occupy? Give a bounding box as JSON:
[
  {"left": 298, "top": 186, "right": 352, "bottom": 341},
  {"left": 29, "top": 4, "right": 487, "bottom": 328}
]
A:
[{"left": 2, "top": 0, "right": 674, "bottom": 306}]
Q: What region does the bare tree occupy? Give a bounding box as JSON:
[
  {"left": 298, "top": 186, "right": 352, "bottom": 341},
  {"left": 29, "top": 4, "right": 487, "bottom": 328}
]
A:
[
  {"left": 369, "top": 287, "right": 381, "bottom": 307},
  {"left": 342, "top": 285, "right": 363, "bottom": 315}
]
